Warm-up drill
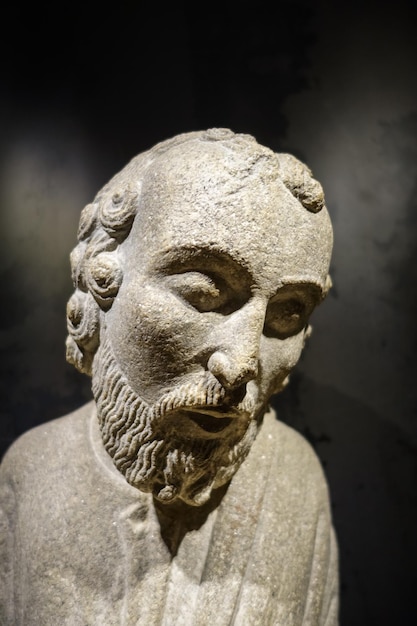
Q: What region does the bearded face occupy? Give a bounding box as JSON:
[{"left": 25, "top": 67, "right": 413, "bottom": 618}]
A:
[
  {"left": 90, "top": 140, "right": 332, "bottom": 507},
  {"left": 92, "top": 331, "right": 261, "bottom": 506}
]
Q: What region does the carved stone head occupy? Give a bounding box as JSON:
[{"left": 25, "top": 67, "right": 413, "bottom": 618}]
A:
[{"left": 66, "top": 129, "right": 333, "bottom": 506}]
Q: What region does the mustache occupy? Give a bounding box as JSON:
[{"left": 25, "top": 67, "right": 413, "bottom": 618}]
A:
[{"left": 152, "top": 372, "right": 255, "bottom": 420}]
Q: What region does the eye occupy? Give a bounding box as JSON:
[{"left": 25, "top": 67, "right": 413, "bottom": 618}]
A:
[
  {"left": 164, "top": 272, "right": 229, "bottom": 312},
  {"left": 264, "top": 297, "right": 309, "bottom": 339}
]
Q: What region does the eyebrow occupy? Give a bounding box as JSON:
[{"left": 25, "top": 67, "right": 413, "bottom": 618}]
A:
[
  {"left": 151, "top": 245, "right": 253, "bottom": 283},
  {"left": 268, "top": 281, "right": 326, "bottom": 308},
  {"left": 151, "top": 246, "right": 327, "bottom": 301}
]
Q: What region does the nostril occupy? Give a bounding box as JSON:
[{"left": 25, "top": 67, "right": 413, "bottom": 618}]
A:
[
  {"left": 225, "top": 384, "right": 247, "bottom": 405},
  {"left": 243, "top": 358, "right": 258, "bottom": 380}
]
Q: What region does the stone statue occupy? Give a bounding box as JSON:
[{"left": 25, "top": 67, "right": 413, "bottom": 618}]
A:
[{"left": 0, "top": 129, "right": 339, "bottom": 625}]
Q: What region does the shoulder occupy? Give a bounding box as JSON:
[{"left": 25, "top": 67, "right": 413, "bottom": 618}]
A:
[
  {"left": 259, "top": 410, "right": 332, "bottom": 503},
  {"left": 263, "top": 410, "right": 326, "bottom": 471},
  {"left": 0, "top": 402, "right": 94, "bottom": 483}
]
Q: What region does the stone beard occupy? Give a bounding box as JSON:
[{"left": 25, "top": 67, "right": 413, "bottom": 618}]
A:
[{"left": 91, "top": 327, "right": 270, "bottom": 507}]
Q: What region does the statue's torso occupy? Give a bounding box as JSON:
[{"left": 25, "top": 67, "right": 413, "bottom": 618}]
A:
[{"left": 0, "top": 403, "right": 338, "bottom": 625}]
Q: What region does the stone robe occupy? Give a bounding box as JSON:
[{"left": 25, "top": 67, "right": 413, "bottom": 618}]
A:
[{"left": 0, "top": 403, "right": 339, "bottom": 625}]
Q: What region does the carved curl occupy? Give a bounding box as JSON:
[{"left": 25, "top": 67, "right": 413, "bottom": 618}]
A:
[
  {"left": 276, "top": 153, "right": 325, "bottom": 213},
  {"left": 66, "top": 290, "right": 100, "bottom": 375},
  {"left": 98, "top": 188, "right": 138, "bottom": 240},
  {"left": 67, "top": 186, "right": 139, "bottom": 374}
]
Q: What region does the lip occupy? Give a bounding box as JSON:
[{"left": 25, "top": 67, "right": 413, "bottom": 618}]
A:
[
  {"left": 185, "top": 405, "right": 242, "bottom": 418},
  {"left": 180, "top": 405, "right": 246, "bottom": 434}
]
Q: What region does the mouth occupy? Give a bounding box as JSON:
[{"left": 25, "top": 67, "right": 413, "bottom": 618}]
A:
[{"left": 181, "top": 406, "right": 244, "bottom": 434}]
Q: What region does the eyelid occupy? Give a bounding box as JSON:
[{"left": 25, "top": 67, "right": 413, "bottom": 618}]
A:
[
  {"left": 164, "top": 271, "right": 217, "bottom": 291},
  {"left": 269, "top": 283, "right": 322, "bottom": 307},
  {"left": 163, "top": 271, "right": 226, "bottom": 312},
  {"left": 162, "top": 270, "right": 253, "bottom": 315}
]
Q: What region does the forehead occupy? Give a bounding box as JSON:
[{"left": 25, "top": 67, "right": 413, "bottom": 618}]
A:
[{"left": 123, "top": 141, "right": 333, "bottom": 289}]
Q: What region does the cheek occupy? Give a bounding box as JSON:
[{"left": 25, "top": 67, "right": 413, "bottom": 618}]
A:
[
  {"left": 130, "top": 307, "right": 199, "bottom": 368},
  {"left": 259, "top": 333, "right": 306, "bottom": 392},
  {"left": 104, "top": 283, "right": 209, "bottom": 399}
]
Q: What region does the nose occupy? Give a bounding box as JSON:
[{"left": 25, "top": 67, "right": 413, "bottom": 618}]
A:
[
  {"left": 206, "top": 300, "right": 264, "bottom": 390},
  {"left": 207, "top": 352, "right": 258, "bottom": 389}
]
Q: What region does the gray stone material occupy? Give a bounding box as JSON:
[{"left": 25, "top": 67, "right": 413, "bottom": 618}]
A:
[{"left": 0, "top": 129, "right": 338, "bottom": 624}]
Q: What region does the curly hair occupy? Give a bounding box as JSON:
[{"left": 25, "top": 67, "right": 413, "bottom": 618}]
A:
[{"left": 66, "top": 128, "right": 328, "bottom": 376}]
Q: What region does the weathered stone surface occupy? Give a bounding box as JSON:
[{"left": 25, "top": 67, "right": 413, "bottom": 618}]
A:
[{"left": 0, "top": 129, "right": 338, "bottom": 624}]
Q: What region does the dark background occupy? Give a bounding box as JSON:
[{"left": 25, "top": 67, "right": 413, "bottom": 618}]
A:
[{"left": 1, "top": 1, "right": 416, "bottom": 624}]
